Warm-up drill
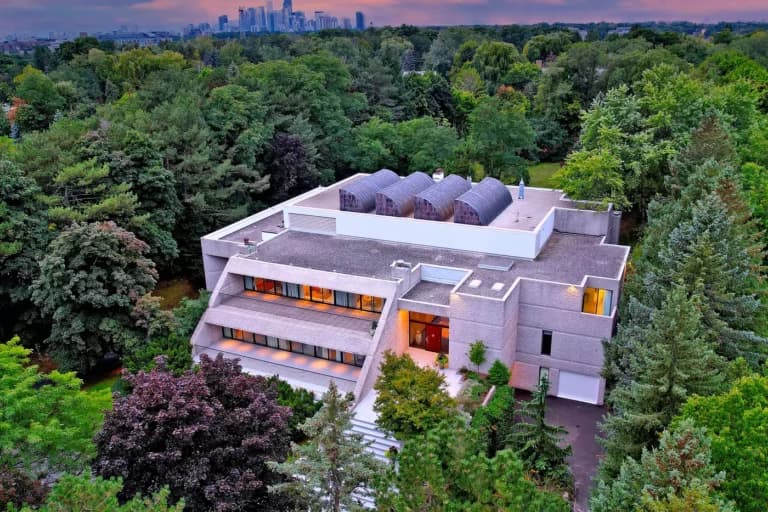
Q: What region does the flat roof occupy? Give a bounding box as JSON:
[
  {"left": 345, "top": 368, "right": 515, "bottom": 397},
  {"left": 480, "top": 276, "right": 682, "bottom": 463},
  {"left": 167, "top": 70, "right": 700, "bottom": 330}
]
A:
[
  {"left": 222, "top": 212, "right": 286, "bottom": 242},
  {"left": 296, "top": 175, "right": 578, "bottom": 231},
  {"left": 249, "top": 230, "right": 628, "bottom": 297},
  {"left": 402, "top": 281, "right": 454, "bottom": 305}
]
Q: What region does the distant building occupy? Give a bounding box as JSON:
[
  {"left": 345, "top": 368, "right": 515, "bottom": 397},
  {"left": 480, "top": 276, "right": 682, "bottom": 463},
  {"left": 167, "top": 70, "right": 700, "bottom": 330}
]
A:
[
  {"left": 97, "top": 31, "right": 178, "bottom": 46},
  {"left": 218, "top": 15, "right": 229, "bottom": 32},
  {"left": 355, "top": 11, "right": 365, "bottom": 31},
  {"left": 342, "top": 18, "right": 352, "bottom": 30}
]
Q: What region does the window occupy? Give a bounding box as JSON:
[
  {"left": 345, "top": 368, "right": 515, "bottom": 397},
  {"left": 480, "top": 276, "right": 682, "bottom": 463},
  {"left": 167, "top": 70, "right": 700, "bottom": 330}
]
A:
[
  {"left": 244, "top": 276, "right": 255, "bottom": 291},
  {"left": 541, "top": 330, "right": 552, "bottom": 355},
  {"left": 285, "top": 283, "right": 301, "bottom": 299},
  {"left": 254, "top": 334, "right": 267, "bottom": 346},
  {"left": 222, "top": 327, "right": 233, "bottom": 338},
  {"left": 334, "top": 290, "right": 349, "bottom": 308},
  {"left": 582, "top": 288, "right": 613, "bottom": 316},
  {"left": 539, "top": 367, "right": 550, "bottom": 383},
  {"left": 278, "top": 338, "right": 291, "bottom": 351},
  {"left": 267, "top": 336, "right": 279, "bottom": 349}
]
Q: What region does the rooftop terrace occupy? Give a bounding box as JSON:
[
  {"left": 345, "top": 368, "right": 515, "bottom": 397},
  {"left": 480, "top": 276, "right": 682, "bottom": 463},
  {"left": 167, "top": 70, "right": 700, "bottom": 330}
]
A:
[{"left": 295, "top": 174, "right": 577, "bottom": 232}]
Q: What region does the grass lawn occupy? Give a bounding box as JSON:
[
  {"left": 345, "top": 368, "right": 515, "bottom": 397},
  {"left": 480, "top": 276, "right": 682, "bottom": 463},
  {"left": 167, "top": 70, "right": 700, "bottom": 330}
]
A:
[
  {"left": 153, "top": 278, "right": 198, "bottom": 310},
  {"left": 528, "top": 162, "right": 563, "bottom": 188},
  {"left": 83, "top": 374, "right": 119, "bottom": 394}
]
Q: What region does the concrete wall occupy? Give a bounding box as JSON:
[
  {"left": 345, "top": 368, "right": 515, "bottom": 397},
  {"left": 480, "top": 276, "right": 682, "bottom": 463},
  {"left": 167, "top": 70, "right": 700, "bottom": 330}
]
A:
[
  {"left": 284, "top": 205, "right": 542, "bottom": 259},
  {"left": 554, "top": 208, "right": 609, "bottom": 236}
]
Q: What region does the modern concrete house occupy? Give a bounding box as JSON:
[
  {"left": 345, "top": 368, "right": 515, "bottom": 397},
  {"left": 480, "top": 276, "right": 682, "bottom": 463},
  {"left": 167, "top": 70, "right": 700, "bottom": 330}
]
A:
[{"left": 191, "top": 171, "right": 629, "bottom": 405}]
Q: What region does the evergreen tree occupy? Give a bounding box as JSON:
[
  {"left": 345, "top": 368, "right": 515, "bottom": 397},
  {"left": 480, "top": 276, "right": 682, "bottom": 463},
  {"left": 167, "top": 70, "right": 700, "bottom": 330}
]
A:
[
  {"left": 375, "top": 419, "right": 569, "bottom": 512},
  {"left": 591, "top": 420, "right": 734, "bottom": 512},
  {"left": 270, "top": 381, "right": 384, "bottom": 512},
  {"left": 471, "top": 384, "right": 516, "bottom": 457},
  {"left": 509, "top": 377, "right": 572, "bottom": 487},
  {"left": 599, "top": 284, "right": 725, "bottom": 478}
]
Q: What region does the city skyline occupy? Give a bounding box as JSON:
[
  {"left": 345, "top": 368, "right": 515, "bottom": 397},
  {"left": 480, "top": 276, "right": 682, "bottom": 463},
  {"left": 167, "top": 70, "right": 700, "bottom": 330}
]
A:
[{"left": 2, "top": 0, "right": 767, "bottom": 37}]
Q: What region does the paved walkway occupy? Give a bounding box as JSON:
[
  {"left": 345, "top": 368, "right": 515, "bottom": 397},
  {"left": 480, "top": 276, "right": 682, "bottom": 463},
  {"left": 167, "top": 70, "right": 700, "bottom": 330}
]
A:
[
  {"left": 516, "top": 390, "right": 605, "bottom": 512},
  {"left": 406, "top": 347, "right": 463, "bottom": 397}
]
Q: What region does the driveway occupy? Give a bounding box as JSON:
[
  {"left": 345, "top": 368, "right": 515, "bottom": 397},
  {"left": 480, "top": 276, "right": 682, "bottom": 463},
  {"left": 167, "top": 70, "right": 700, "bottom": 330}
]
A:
[{"left": 515, "top": 390, "right": 605, "bottom": 512}]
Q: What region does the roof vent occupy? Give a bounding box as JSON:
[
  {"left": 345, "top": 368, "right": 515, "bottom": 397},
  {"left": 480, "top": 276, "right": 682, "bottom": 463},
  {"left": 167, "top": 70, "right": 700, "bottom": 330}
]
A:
[
  {"left": 491, "top": 282, "right": 505, "bottom": 292},
  {"left": 468, "top": 279, "right": 482, "bottom": 289},
  {"left": 394, "top": 259, "right": 412, "bottom": 269}
]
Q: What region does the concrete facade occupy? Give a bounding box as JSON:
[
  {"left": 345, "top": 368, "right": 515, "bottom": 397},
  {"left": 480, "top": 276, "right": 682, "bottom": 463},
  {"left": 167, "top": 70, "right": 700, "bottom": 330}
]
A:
[{"left": 191, "top": 174, "right": 630, "bottom": 405}]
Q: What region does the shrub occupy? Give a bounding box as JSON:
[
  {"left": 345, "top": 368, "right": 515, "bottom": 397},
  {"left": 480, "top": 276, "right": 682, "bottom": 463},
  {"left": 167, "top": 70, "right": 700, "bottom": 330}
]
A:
[
  {"left": 0, "top": 466, "right": 46, "bottom": 509},
  {"left": 267, "top": 376, "right": 322, "bottom": 442},
  {"left": 488, "top": 359, "right": 511, "bottom": 386}
]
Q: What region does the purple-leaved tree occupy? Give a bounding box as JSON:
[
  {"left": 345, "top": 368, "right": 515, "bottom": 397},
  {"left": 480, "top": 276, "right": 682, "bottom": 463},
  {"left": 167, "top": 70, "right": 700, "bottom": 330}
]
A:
[{"left": 94, "top": 354, "right": 292, "bottom": 512}]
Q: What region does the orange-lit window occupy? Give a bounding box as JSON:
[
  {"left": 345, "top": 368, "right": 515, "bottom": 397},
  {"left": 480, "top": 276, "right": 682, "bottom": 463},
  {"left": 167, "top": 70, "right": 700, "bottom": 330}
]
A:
[{"left": 582, "top": 288, "right": 613, "bottom": 316}]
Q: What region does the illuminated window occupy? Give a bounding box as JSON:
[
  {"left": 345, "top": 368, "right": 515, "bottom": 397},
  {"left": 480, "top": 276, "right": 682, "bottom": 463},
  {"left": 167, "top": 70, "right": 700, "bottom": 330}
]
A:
[{"left": 582, "top": 288, "right": 613, "bottom": 316}]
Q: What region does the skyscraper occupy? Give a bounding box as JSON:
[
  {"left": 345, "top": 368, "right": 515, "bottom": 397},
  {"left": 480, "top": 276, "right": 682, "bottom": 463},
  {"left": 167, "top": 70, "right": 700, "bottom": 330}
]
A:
[
  {"left": 355, "top": 11, "right": 365, "bottom": 31},
  {"left": 238, "top": 6, "right": 247, "bottom": 32},
  {"left": 246, "top": 7, "right": 257, "bottom": 31},
  {"left": 218, "top": 15, "right": 229, "bottom": 32},
  {"left": 257, "top": 6, "right": 267, "bottom": 32}
]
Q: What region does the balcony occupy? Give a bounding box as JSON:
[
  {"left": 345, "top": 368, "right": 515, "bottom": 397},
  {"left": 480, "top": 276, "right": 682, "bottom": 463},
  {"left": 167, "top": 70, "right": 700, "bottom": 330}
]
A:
[
  {"left": 196, "top": 338, "right": 360, "bottom": 395},
  {"left": 216, "top": 291, "right": 380, "bottom": 335}
]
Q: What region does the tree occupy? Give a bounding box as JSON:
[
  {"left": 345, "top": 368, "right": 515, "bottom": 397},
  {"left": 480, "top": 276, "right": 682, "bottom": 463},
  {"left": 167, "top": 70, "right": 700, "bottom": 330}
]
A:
[
  {"left": 463, "top": 93, "right": 535, "bottom": 182},
  {"left": 591, "top": 420, "right": 734, "bottom": 512},
  {"left": 94, "top": 354, "right": 291, "bottom": 512},
  {"left": 12, "top": 66, "right": 64, "bottom": 132},
  {"left": 557, "top": 149, "right": 629, "bottom": 209},
  {"left": 0, "top": 160, "right": 49, "bottom": 308},
  {"left": 373, "top": 351, "right": 457, "bottom": 438},
  {"left": 468, "top": 339, "right": 487, "bottom": 374},
  {"left": 265, "top": 132, "right": 320, "bottom": 203},
  {"left": 675, "top": 373, "right": 768, "bottom": 512},
  {"left": 488, "top": 359, "right": 511, "bottom": 386},
  {"left": 375, "top": 420, "right": 569, "bottom": 512},
  {"left": 270, "top": 382, "right": 384, "bottom": 512},
  {"left": 13, "top": 471, "right": 183, "bottom": 512},
  {"left": 470, "top": 41, "right": 523, "bottom": 94},
  {"left": 509, "top": 377, "right": 572, "bottom": 487},
  {"left": 599, "top": 284, "right": 725, "bottom": 479},
  {"left": 471, "top": 385, "right": 516, "bottom": 457},
  {"left": 31, "top": 222, "right": 157, "bottom": 372},
  {"left": 0, "top": 337, "right": 111, "bottom": 475},
  {"left": 266, "top": 376, "right": 322, "bottom": 443},
  {"left": 45, "top": 158, "right": 144, "bottom": 230}
]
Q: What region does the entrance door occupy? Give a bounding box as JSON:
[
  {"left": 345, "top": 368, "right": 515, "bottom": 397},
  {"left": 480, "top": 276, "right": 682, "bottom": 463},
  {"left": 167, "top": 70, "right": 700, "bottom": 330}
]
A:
[{"left": 425, "top": 324, "right": 442, "bottom": 352}]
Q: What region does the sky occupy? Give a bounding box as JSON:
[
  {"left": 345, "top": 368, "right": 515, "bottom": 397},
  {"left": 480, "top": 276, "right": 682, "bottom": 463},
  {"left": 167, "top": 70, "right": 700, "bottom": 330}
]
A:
[{"left": 1, "top": 0, "right": 767, "bottom": 36}]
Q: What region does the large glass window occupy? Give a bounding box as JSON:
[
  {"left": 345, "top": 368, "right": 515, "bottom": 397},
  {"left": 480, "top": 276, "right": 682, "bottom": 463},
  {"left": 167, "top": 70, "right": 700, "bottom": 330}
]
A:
[
  {"left": 408, "top": 312, "right": 449, "bottom": 353},
  {"left": 245, "top": 277, "right": 383, "bottom": 313},
  {"left": 582, "top": 288, "right": 613, "bottom": 316},
  {"left": 220, "top": 329, "right": 365, "bottom": 367}
]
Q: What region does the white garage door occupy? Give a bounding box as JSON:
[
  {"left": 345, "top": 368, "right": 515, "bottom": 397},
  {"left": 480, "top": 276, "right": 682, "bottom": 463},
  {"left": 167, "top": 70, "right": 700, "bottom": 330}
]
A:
[{"left": 557, "top": 371, "right": 601, "bottom": 404}]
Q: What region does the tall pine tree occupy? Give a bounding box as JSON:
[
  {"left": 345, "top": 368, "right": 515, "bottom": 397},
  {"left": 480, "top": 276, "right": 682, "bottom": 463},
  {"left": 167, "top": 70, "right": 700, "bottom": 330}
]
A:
[
  {"left": 600, "top": 284, "right": 725, "bottom": 478},
  {"left": 270, "top": 381, "right": 384, "bottom": 512}
]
